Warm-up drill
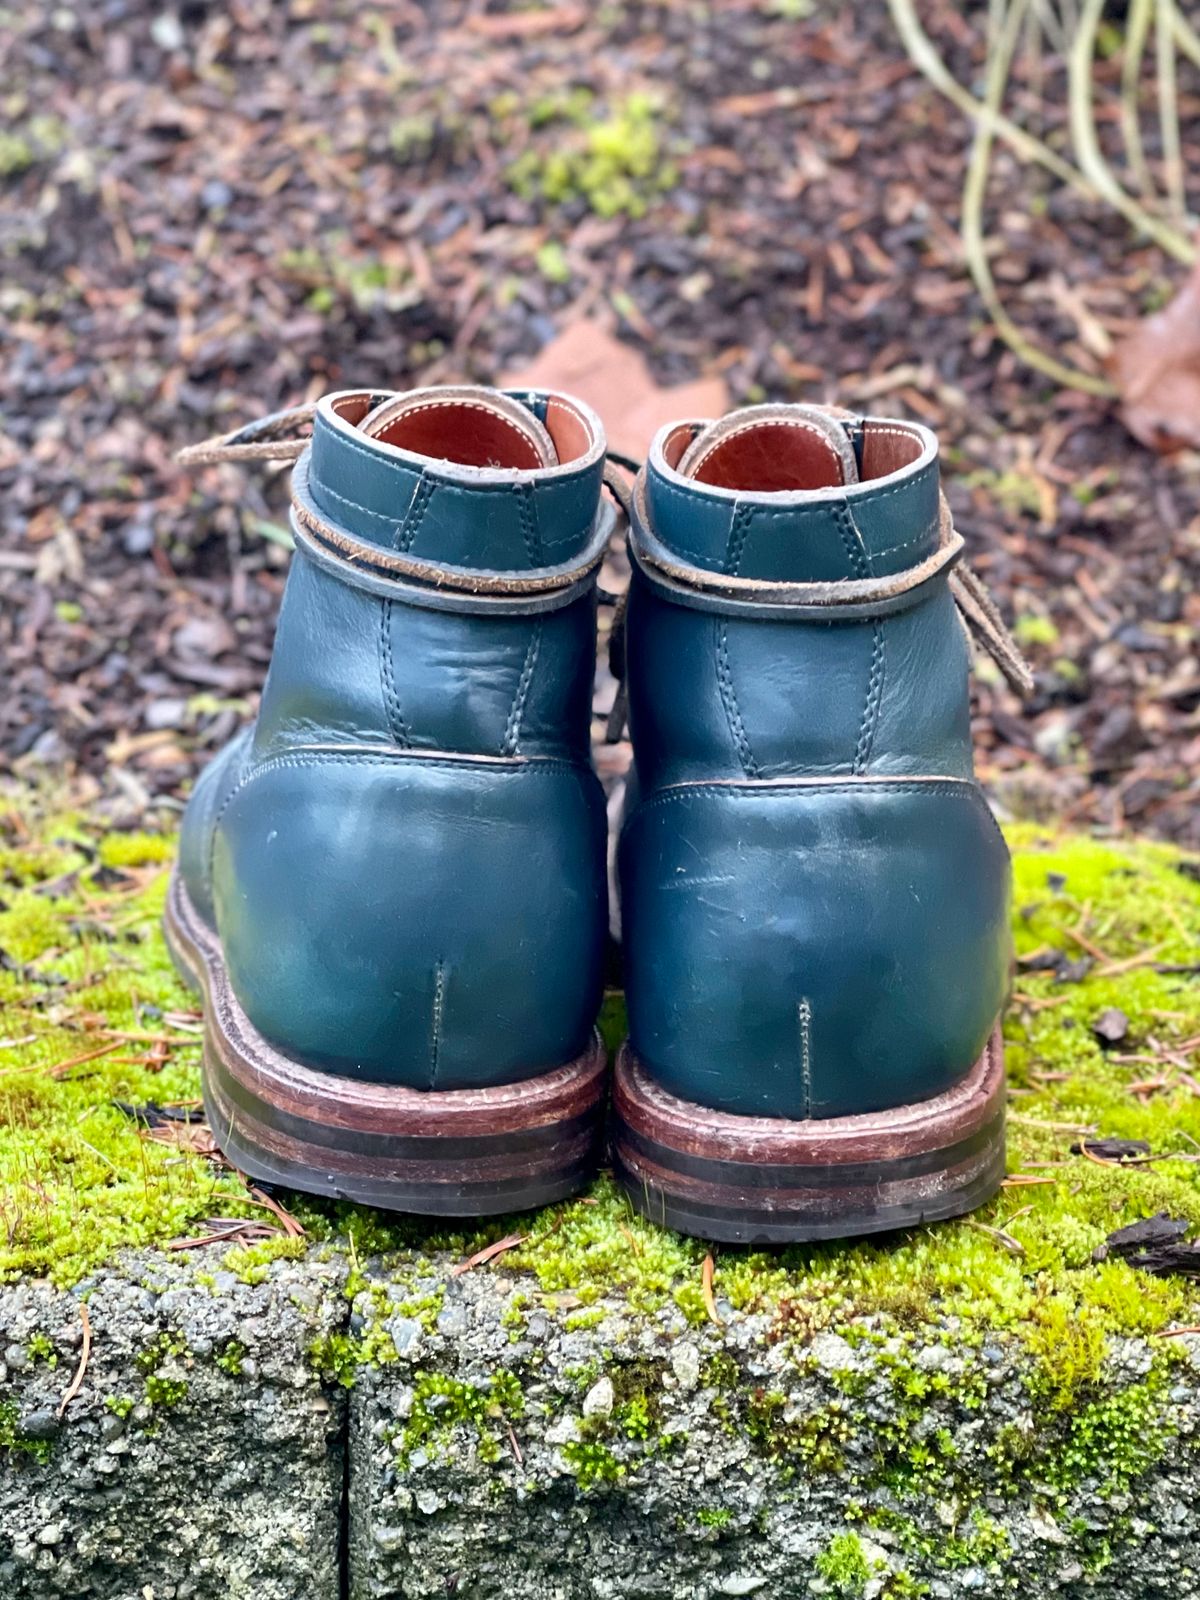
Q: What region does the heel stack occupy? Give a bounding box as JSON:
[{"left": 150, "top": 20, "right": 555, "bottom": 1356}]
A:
[
  {"left": 165, "top": 871, "right": 607, "bottom": 1216},
  {"left": 612, "top": 1027, "right": 1006, "bottom": 1244}
]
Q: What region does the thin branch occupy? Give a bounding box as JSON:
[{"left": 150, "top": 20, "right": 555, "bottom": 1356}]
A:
[
  {"left": 1068, "top": 0, "right": 1195, "bottom": 262},
  {"left": 888, "top": 0, "right": 1096, "bottom": 192},
  {"left": 889, "top": 0, "right": 1196, "bottom": 266},
  {"left": 1120, "top": 0, "right": 1156, "bottom": 197},
  {"left": 1156, "top": 0, "right": 1186, "bottom": 222},
  {"left": 962, "top": 0, "right": 1118, "bottom": 394},
  {"left": 58, "top": 1304, "right": 92, "bottom": 1418},
  {"left": 1173, "top": 8, "right": 1200, "bottom": 69}
]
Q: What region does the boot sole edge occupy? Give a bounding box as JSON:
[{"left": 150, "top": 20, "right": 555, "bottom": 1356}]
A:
[
  {"left": 163, "top": 870, "right": 607, "bottom": 1216},
  {"left": 612, "top": 1027, "right": 1006, "bottom": 1244}
]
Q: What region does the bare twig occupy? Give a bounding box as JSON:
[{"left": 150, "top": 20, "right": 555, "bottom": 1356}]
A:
[
  {"left": 449, "top": 1233, "right": 525, "bottom": 1277},
  {"left": 701, "top": 1253, "right": 723, "bottom": 1328},
  {"left": 58, "top": 1304, "right": 92, "bottom": 1419}
]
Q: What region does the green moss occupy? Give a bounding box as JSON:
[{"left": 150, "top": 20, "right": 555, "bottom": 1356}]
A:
[
  {"left": 563, "top": 1307, "right": 605, "bottom": 1332},
  {"left": 859, "top": 1506, "right": 1010, "bottom": 1576},
  {"left": 2, "top": 786, "right": 1200, "bottom": 1519},
  {"left": 144, "top": 1373, "right": 188, "bottom": 1407},
  {"left": 1025, "top": 1293, "right": 1107, "bottom": 1412},
  {"left": 561, "top": 1438, "right": 625, "bottom": 1490},
  {"left": 222, "top": 1235, "right": 308, "bottom": 1284},
  {"left": 745, "top": 1390, "right": 852, "bottom": 1476},
  {"left": 1012, "top": 612, "right": 1060, "bottom": 648},
  {"left": 27, "top": 1332, "right": 57, "bottom": 1368},
  {"left": 309, "top": 1332, "right": 364, "bottom": 1390},
  {"left": 97, "top": 832, "right": 174, "bottom": 869},
  {"left": 105, "top": 1395, "right": 135, "bottom": 1419},
  {"left": 397, "top": 1369, "right": 525, "bottom": 1469},
  {"left": 1044, "top": 1370, "right": 1175, "bottom": 1495},
  {"left": 506, "top": 92, "right": 680, "bottom": 219},
  {"left": 0, "top": 788, "right": 262, "bottom": 1285},
  {"left": 696, "top": 1506, "right": 732, "bottom": 1529},
  {"left": 816, "top": 1531, "right": 874, "bottom": 1596},
  {"left": 0, "top": 1400, "right": 53, "bottom": 1464},
  {"left": 215, "top": 1339, "right": 245, "bottom": 1378}
]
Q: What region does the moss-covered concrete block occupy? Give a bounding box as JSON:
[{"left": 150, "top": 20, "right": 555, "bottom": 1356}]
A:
[
  {"left": 0, "top": 1252, "right": 347, "bottom": 1599},
  {"left": 3, "top": 786, "right": 1200, "bottom": 1596}
]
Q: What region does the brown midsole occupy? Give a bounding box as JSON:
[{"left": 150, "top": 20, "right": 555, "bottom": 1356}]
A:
[{"left": 612, "top": 1027, "right": 1006, "bottom": 1241}]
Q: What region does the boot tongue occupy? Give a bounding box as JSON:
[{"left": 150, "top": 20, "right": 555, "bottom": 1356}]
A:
[
  {"left": 675, "top": 403, "right": 858, "bottom": 492},
  {"left": 358, "top": 385, "right": 557, "bottom": 471}
]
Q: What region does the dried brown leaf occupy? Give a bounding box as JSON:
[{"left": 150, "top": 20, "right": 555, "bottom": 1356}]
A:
[{"left": 1111, "top": 260, "right": 1200, "bottom": 454}]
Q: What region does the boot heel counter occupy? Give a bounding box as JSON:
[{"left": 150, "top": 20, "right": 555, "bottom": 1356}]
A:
[
  {"left": 620, "top": 779, "right": 1011, "bottom": 1119},
  {"left": 212, "top": 752, "right": 607, "bottom": 1086}
]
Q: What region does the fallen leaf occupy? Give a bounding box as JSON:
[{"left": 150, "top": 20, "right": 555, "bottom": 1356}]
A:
[
  {"left": 1110, "top": 259, "right": 1200, "bottom": 453},
  {"left": 466, "top": 5, "right": 587, "bottom": 38},
  {"left": 503, "top": 320, "right": 729, "bottom": 462},
  {"left": 1094, "top": 1211, "right": 1200, "bottom": 1277}
]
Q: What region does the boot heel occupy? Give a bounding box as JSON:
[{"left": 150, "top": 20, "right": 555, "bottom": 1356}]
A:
[
  {"left": 611, "top": 1027, "right": 1006, "bottom": 1244},
  {"left": 165, "top": 871, "right": 607, "bottom": 1216}
]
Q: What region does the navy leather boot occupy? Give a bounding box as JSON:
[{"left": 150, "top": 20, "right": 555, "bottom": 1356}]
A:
[
  {"left": 168, "top": 386, "right": 612, "bottom": 1214},
  {"left": 611, "top": 404, "right": 1032, "bottom": 1243}
]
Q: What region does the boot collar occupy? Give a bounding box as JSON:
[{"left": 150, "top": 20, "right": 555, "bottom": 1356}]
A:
[
  {"left": 305, "top": 387, "right": 607, "bottom": 575},
  {"left": 645, "top": 408, "right": 940, "bottom": 584}
]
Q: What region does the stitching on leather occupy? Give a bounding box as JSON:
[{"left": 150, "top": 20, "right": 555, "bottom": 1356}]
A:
[
  {"left": 853, "top": 620, "right": 886, "bottom": 775},
  {"left": 631, "top": 778, "right": 993, "bottom": 817},
  {"left": 651, "top": 455, "right": 937, "bottom": 516},
  {"left": 715, "top": 618, "right": 759, "bottom": 778},
  {"left": 209, "top": 749, "right": 587, "bottom": 870},
  {"left": 503, "top": 622, "right": 543, "bottom": 755},
  {"left": 798, "top": 999, "right": 813, "bottom": 1120},
  {"left": 517, "top": 482, "right": 543, "bottom": 566},
  {"left": 868, "top": 521, "right": 939, "bottom": 560},
  {"left": 315, "top": 422, "right": 594, "bottom": 490},
  {"left": 832, "top": 499, "right": 870, "bottom": 579},
  {"left": 311, "top": 475, "right": 407, "bottom": 535},
  {"left": 429, "top": 958, "right": 446, "bottom": 1090},
  {"left": 379, "top": 598, "right": 410, "bottom": 747},
  {"left": 723, "top": 503, "right": 753, "bottom": 576},
  {"left": 398, "top": 472, "right": 435, "bottom": 553},
  {"left": 862, "top": 424, "right": 924, "bottom": 444}
]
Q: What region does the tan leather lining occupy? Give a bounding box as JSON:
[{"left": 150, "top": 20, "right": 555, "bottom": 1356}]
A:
[
  {"left": 362, "top": 392, "right": 552, "bottom": 470},
  {"left": 861, "top": 421, "right": 923, "bottom": 479},
  {"left": 545, "top": 395, "right": 592, "bottom": 463}
]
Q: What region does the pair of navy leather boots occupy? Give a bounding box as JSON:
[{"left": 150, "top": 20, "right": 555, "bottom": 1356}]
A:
[{"left": 169, "top": 385, "right": 1026, "bottom": 1243}]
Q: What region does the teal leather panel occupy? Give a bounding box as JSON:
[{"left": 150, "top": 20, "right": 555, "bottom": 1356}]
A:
[
  {"left": 625, "top": 575, "right": 975, "bottom": 787},
  {"left": 177, "top": 728, "right": 252, "bottom": 928},
  {"left": 177, "top": 387, "right": 607, "bottom": 1089},
  {"left": 308, "top": 405, "right": 604, "bottom": 570},
  {"left": 252, "top": 549, "right": 597, "bottom": 760},
  {"left": 618, "top": 780, "right": 1011, "bottom": 1119},
  {"left": 213, "top": 752, "right": 607, "bottom": 1087},
  {"left": 644, "top": 448, "right": 940, "bottom": 582},
  {"left": 621, "top": 413, "right": 1012, "bottom": 1121}
]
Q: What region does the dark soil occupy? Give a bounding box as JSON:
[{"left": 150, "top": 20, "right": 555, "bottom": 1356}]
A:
[{"left": 1, "top": 0, "right": 1198, "bottom": 841}]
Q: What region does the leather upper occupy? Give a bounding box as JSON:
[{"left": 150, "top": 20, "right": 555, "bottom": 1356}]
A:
[
  {"left": 179, "top": 387, "right": 609, "bottom": 1089},
  {"left": 618, "top": 407, "right": 1013, "bottom": 1120}
]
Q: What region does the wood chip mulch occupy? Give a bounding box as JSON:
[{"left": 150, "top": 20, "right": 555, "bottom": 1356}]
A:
[{"left": 1, "top": 2, "right": 1197, "bottom": 843}]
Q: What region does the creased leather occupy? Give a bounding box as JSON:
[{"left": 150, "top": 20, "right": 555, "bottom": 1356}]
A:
[
  {"left": 178, "top": 388, "right": 608, "bottom": 1088},
  {"left": 619, "top": 411, "right": 1013, "bottom": 1120}
]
